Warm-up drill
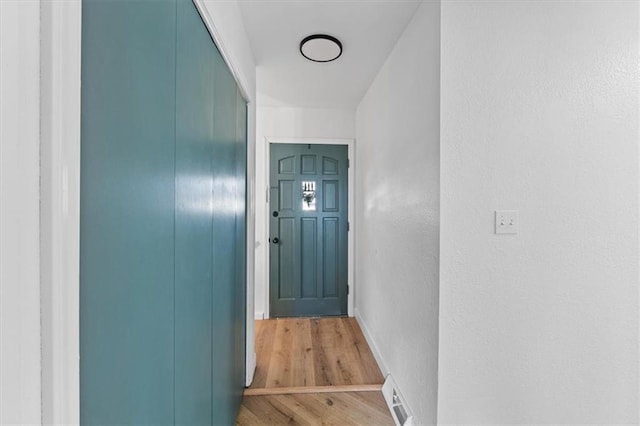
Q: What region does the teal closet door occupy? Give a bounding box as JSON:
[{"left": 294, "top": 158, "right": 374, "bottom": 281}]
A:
[
  {"left": 80, "top": 0, "right": 177, "bottom": 424},
  {"left": 232, "top": 89, "right": 248, "bottom": 412},
  {"left": 82, "top": 1, "right": 247, "bottom": 423},
  {"left": 211, "top": 47, "right": 242, "bottom": 425},
  {"left": 174, "top": 0, "right": 216, "bottom": 423}
]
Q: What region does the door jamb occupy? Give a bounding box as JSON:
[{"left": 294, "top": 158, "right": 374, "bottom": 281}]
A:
[{"left": 264, "top": 137, "right": 355, "bottom": 318}]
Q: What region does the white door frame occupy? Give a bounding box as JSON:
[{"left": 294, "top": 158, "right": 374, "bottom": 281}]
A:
[
  {"left": 41, "top": 1, "right": 257, "bottom": 422},
  {"left": 40, "top": 1, "right": 82, "bottom": 423},
  {"left": 264, "top": 137, "right": 356, "bottom": 318}
]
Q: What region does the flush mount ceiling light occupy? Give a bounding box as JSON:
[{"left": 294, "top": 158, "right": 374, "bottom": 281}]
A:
[{"left": 299, "top": 34, "right": 343, "bottom": 63}]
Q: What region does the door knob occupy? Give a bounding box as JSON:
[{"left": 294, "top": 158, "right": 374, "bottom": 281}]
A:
[
  {"left": 272, "top": 211, "right": 279, "bottom": 217},
  {"left": 272, "top": 237, "right": 279, "bottom": 244}
]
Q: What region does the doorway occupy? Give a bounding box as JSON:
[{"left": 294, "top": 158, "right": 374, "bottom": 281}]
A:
[{"left": 269, "top": 143, "right": 350, "bottom": 317}]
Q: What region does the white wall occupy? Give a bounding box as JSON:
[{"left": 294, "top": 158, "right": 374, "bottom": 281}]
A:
[
  {"left": 0, "top": 1, "right": 42, "bottom": 423},
  {"left": 254, "top": 97, "right": 355, "bottom": 318},
  {"left": 439, "top": 1, "right": 639, "bottom": 424},
  {"left": 354, "top": 1, "right": 440, "bottom": 424}
]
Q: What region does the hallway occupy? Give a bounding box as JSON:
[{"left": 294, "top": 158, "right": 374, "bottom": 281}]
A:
[
  {"left": 2, "top": 1, "right": 638, "bottom": 425},
  {"left": 237, "top": 318, "right": 394, "bottom": 425}
]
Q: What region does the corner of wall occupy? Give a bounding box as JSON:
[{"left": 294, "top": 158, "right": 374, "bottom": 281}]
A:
[{"left": 353, "top": 308, "right": 389, "bottom": 377}]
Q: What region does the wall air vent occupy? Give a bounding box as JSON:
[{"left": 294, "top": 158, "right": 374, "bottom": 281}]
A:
[{"left": 382, "top": 375, "right": 414, "bottom": 426}]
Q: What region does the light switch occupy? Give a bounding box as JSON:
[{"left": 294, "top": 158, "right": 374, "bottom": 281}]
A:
[{"left": 495, "top": 210, "right": 518, "bottom": 234}]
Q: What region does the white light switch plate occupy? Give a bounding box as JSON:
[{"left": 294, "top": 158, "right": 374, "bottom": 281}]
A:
[{"left": 495, "top": 210, "right": 518, "bottom": 234}]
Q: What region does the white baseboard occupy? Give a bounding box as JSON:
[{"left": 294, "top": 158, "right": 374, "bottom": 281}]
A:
[
  {"left": 354, "top": 308, "right": 389, "bottom": 377},
  {"left": 356, "top": 309, "right": 416, "bottom": 425},
  {"left": 245, "top": 350, "right": 256, "bottom": 387},
  {"left": 254, "top": 311, "right": 264, "bottom": 320}
]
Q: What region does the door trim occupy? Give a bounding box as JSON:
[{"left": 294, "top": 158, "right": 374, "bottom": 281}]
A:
[
  {"left": 264, "top": 137, "right": 355, "bottom": 318},
  {"left": 40, "top": 1, "right": 82, "bottom": 423},
  {"left": 192, "top": 0, "right": 251, "bottom": 103}
]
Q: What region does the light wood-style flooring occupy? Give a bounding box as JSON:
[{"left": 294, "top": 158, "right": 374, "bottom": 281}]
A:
[
  {"left": 249, "top": 317, "right": 384, "bottom": 391},
  {"left": 237, "top": 317, "right": 393, "bottom": 425},
  {"left": 237, "top": 392, "right": 393, "bottom": 426}
]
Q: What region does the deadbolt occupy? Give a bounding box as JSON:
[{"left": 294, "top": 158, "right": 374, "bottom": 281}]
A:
[{"left": 272, "top": 211, "right": 279, "bottom": 217}]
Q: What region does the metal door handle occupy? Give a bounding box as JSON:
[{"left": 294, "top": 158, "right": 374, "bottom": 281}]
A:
[{"left": 272, "top": 237, "right": 279, "bottom": 244}]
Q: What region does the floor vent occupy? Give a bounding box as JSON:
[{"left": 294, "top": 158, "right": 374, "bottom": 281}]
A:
[{"left": 382, "top": 375, "right": 414, "bottom": 426}]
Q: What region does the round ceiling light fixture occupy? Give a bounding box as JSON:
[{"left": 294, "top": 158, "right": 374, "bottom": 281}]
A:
[{"left": 299, "top": 34, "right": 343, "bottom": 63}]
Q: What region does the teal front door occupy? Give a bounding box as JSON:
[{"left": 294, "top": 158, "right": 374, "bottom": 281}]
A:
[{"left": 269, "top": 144, "right": 348, "bottom": 317}]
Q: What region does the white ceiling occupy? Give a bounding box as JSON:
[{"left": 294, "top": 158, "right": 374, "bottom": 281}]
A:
[{"left": 237, "top": 0, "right": 422, "bottom": 109}]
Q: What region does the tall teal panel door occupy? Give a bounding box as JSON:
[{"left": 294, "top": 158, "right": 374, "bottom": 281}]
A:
[
  {"left": 80, "top": 0, "right": 177, "bottom": 424},
  {"left": 82, "top": 0, "right": 248, "bottom": 424},
  {"left": 269, "top": 144, "right": 349, "bottom": 317},
  {"left": 233, "top": 88, "right": 248, "bottom": 412},
  {"left": 210, "top": 43, "right": 245, "bottom": 426},
  {"left": 174, "top": 0, "right": 215, "bottom": 423}
]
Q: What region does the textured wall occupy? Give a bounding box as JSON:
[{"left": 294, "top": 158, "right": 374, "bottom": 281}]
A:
[
  {"left": 355, "top": 2, "right": 440, "bottom": 424},
  {"left": 439, "top": 1, "right": 639, "bottom": 423},
  {"left": 0, "top": 1, "right": 42, "bottom": 423}
]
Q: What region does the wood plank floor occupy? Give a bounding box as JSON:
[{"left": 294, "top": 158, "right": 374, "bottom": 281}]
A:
[
  {"left": 249, "top": 317, "right": 384, "bottom": 390},
  {"left": 237, "top": 391, "right": 394, "bottom": 426},
  {"left": 237, "top": 317, "right": 392, "bottom": 425}
]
